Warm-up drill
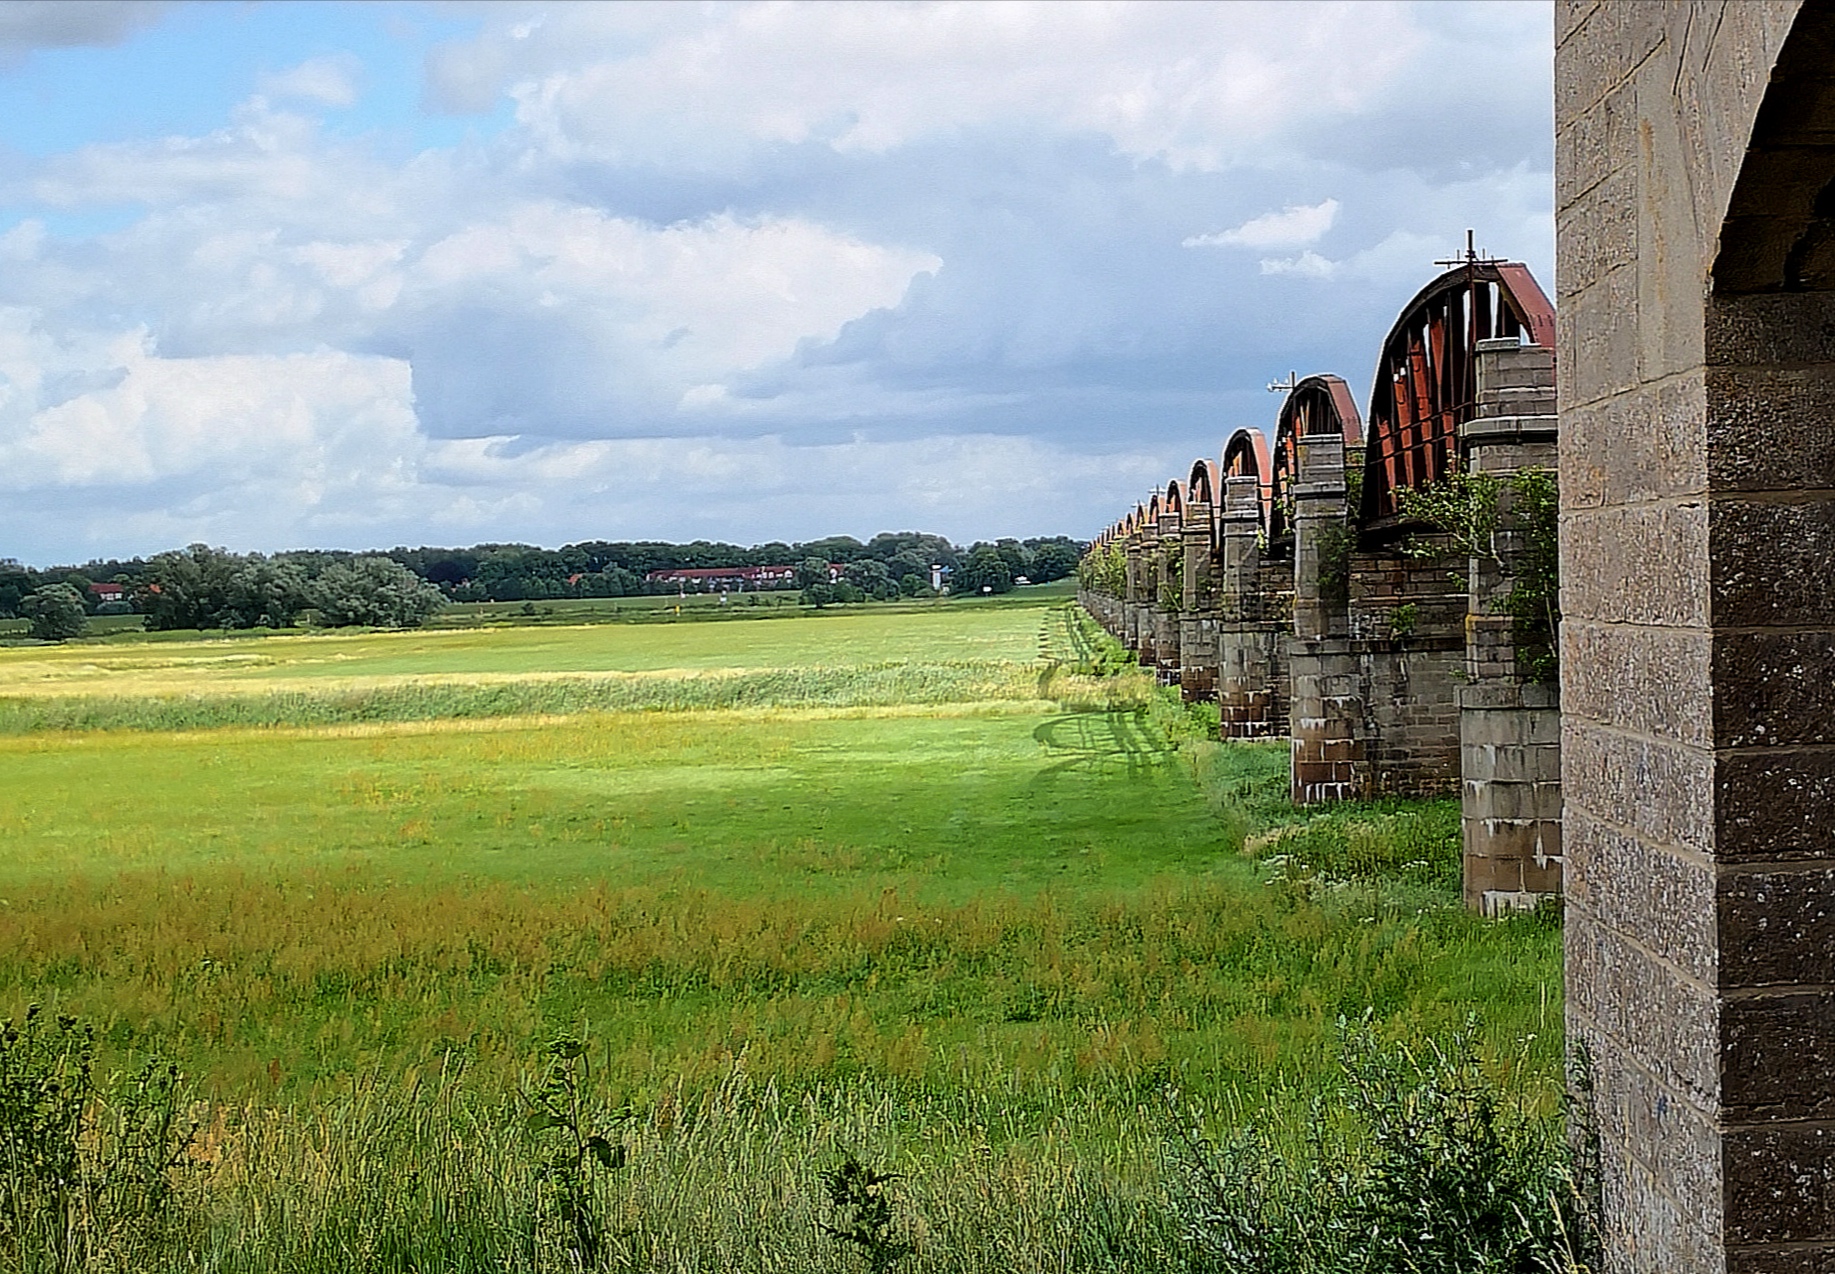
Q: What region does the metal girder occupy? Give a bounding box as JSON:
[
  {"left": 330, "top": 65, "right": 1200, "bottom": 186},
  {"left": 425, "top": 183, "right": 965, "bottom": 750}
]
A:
[{"left": 1359, "top": 260, "right": 1555, "bottom": 525}]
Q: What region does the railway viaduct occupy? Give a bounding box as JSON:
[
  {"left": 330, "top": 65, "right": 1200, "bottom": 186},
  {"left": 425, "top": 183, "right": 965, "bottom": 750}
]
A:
[{"left": 1081, "top": 3, "right": 1835, "bottom": 1266}]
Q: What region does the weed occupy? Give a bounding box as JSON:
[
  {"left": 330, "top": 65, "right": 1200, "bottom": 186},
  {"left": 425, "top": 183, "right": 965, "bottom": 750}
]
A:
[
  {"left": 524, "top": 1035, "right": 627, "bottom": 1267},
  {"left": 1171, "top": 1016, "right": 1595, "bottom": 1274},
  {"left": 821, "top": 1154, "right": 919, "bottom": 1272}
]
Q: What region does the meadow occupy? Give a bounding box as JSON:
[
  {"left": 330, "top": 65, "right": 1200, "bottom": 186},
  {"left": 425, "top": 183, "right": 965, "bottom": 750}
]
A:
[{"left": 0, "top": 595, "right": 1568, "bottom": 1271}]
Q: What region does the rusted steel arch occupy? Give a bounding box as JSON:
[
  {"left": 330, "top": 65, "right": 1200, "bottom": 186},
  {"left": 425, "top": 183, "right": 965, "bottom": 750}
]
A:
[
  {"left": 1222, "top": 426, "right": 1277, "bottom": 532},
  {"left": 1359, "top": 259, "right": 1555, "bottom": 524},
  {"left": 1163, "top": 480, "right": 1183, "bottom": 517},
  {"left": 1267, "top": 376, "right": 1362, "bottom": 542},
  {"left": 1187, "top": 457, "right": 1220, "bottom": 508}
]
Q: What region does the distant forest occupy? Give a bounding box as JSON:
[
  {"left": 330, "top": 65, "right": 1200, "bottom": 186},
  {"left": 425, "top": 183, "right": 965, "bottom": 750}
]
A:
[{"left": 0, "top": 532, "right": 1084, "bottom": 625}]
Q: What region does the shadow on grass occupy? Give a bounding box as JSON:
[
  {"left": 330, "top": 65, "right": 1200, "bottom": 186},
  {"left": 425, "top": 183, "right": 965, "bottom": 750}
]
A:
[{"left": 1029, "top": 710, "right": 1172, "bottom": 789}]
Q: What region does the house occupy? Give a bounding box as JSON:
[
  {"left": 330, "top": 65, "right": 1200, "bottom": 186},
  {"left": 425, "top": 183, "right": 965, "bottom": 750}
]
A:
[
  {"left": 88, "top": 582, "right": 127, "bottom": 604},
  {"left": 643, "top": 565, "right": 802, "bottom": 592}
]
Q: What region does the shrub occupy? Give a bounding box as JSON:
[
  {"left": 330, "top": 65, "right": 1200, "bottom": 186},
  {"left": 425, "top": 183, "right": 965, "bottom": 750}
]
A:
[{"left": 1171, "top": 1017, "right": 1595, "bottom": 1274}]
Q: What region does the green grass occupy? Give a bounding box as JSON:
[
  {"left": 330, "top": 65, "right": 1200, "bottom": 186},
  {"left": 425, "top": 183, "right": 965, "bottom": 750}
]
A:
[{"left": 0, "top": 600, "right": 1566, "bottom": 1271}]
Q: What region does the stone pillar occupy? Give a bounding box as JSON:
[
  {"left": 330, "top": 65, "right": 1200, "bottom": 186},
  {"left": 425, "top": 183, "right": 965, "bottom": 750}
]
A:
[
  {"left": 1180, "top": 494, "right": 1218, "bottom": 702},
  {"left": 1559, "top": 4, "right": 1835, "bottom": 1270},
  {"left": 1122, "top": 537, "right": 1144, "bottom": 654},
  {"left": 1218, "top": 475, "right": 1278, "bottom": 738},
  {"left": 1142, "top": 533, "right": 1165, "bottom": 668},
  {"left": 1153, "top": 509, "right": 1182, "bottom": 684},
  {"left": 1459, "top": 337, "right": 1563, "bottom": 914},
  {"left": 1289, "top": 433, "right": 1361, "bottom": 803}
]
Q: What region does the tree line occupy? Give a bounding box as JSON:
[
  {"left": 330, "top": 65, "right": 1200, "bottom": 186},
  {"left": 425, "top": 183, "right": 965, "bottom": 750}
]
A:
[{"left": 0, "top": 532, "right": 1083, "bottom": 636}]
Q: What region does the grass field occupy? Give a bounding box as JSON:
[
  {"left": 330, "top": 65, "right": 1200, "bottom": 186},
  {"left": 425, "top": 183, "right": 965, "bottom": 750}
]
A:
[{"left": 0, "top": 595, "right": 1567, "bottom": 1270}]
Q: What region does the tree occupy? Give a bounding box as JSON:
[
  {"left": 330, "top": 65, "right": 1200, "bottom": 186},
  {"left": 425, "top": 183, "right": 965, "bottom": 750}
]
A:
[
  {"left": 309, "top": 557, "right": 447, "bottom": 628},
  {"left": 955, "top": 546, "right": 1013, "bottom": 595},
  {"left": 1028, "top": 542, "right": 1080, "bottom": 583},
  {"left": 138, "top": 544, "right": 242, "bottom": 630},
  {"left": 226, "top": 559, "right": 311, "bottom": 629},
  {"left": 843, "top": 559, "right": 897, "bottom": 601},
  {"left": 23, "top": 584, "right": 88, "bottom": 641}
]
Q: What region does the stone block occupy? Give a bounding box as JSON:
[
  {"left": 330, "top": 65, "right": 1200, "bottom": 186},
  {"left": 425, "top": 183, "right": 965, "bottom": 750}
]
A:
[
  {"left": 1717, "top": 747, "right": 1835, "bottom": 862},
  {"left": 1711, "top": 496, "right": 1835, "bottom": 628},
  {"left": 1720, "top": 865, "right": 1835, "bottom": 989},
  {"left": 1715, "top": 631, "right": 1835, "bottom": 747},
  {"left": 1559, "top": 78, "right": 1636, "bottom": 208},
  {"left": 1561, "top": 501, "right": 1709, "bottom": 627},
  {"left": 1727, "top": 1247, "right": 1835, "bottom": 1274},
  {"left": 1563, "top": 803, "right": 1717, "bottom": 984},
  {"left": 1566, "top": 908, "right": 1721, "bottom": 1105},
  {"left": 1561, "top": 619, "right": 1711, "bottom": 746},
  {"left": 1556, "top": 260, "right": 1640, "bottom": 405},
  {"left": 1722, "top": 989, "right": 1835, "bottom": 1122},
  {"left": 1559, "top": 371, "right": 1708, "bottom": 509},
  {"left": 1724, "top": 1123, "right": 1835, "bottom": 1244},
  {"left": 1563, "top": 165, "right": 1641, "bottom": 285},
  {"left": 1708, "top": 292, "right": 1835, "bottom": 367},
  {"left": 1571, "top": 1010, "right": 1724, "bottom": 1263},
  {"left": 1707, "top": 366, "right": 1835, "bottom": 492},
  {"left": 1564, "top": 718, "right": 1714, "bottom": 858}
]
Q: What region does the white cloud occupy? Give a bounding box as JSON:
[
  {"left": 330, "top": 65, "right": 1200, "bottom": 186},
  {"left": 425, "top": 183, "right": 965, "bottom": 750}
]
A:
[
  {"left": 0, "top": 1, "right": 1557, "bottom": 562},
  {"left": 1186, "top": 198, "right": 1340, "bottom": 250},
  {"left": 258, "top": 54, "right": 362, "bottom": 109},
  {"left": 432, "top": 2, "right": 1427, "bottom": 171},
  {"left": 1257, "top": 249, "right": 1339, "bottom": 280}
]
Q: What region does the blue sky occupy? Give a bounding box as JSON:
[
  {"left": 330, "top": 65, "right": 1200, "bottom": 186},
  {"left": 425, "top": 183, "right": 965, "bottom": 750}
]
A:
[{"left": 0, "top": 0, "right": 1553, "bottom": 566}]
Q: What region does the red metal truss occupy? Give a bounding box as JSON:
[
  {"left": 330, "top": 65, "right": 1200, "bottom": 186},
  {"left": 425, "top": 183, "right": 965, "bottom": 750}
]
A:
[
  {"left": 1267, "top": 375, "right": 1363, "bottom": 543},
  {"left": 1359, "top": 260, "right": 1555, "bottom": 524},
  {"left": 1221, "top": 427, "right": 1275, "bottom": 535}
]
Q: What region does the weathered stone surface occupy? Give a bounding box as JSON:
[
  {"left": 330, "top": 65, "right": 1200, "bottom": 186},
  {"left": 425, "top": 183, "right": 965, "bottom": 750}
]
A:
[
  {"left": 1563, "top": 804, "right": 1717, "bottom": 983},
  {"left": 1558, "top": 370, "right": 1707, "bottom": 509},
  {"left": 1711, "top": 497, "right": 1835, "bottom": 628},
  {"left": 1724, "top": 1123, "right": 1835, "bottom": 1244},
  {"left": 1566, "top": 911, "right": 1721, "bottom": 1105},
  {"left": 1564, "top": 718, "right": 1715, "bottom": 857},
  {"left": 1715, "top": 632, "right": 1835, "bottom": 747},
  {"left": 1720, "top": 866, "right": 1835, "bottom": 988},
  {"left": 1722, "top": 990, "right": 1835, "bottom": 1121},
  {"left": 1717, "top": 747, "right": 1835, "bottom": 862},
  {"left": 1562, "top": 619, "right": 1711, "bottom": 746},
  {"left": 1708, "top": 292, "right": 1835, "bottom": 367},
  {"left": 1562, "top": 501, "right": 1709, "bottom": 628}
]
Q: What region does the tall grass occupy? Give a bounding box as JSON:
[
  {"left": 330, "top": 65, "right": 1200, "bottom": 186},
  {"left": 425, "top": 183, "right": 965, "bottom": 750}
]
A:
[
  {"left": 0, "top": 662, "right": 1048, "bottom": 736},
  {"left": 0, "top": 601, "right": 1578, "bottom": 1270}
]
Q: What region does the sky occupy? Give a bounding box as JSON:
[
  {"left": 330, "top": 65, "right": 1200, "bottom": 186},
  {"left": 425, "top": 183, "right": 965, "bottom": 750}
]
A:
[{"left": 0, "top": 0, "right": 1554, "bottom": 566}]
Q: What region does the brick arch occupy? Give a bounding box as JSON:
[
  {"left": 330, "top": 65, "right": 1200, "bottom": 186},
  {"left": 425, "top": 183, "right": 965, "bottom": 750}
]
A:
[
  {"left": 1269, "top": 376, "right": 1360, "bottom": 543},
  {"left": 1359, "top": 262, "right": 1553, "bottom": 525}
]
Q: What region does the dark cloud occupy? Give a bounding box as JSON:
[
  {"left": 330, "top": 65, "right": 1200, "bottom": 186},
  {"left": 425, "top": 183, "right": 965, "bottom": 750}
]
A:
[{"left": 0, "top": 1, "right": 166, "bottom": 65}]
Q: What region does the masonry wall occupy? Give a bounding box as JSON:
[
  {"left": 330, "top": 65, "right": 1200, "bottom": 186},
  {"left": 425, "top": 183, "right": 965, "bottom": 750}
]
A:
[{"left": 1557, "top": 3, "right": 1818, "bottom": 1269}]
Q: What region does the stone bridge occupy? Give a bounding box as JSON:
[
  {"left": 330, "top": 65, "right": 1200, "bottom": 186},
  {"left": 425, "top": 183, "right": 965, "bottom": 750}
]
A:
[
  {"left": 1085, "top": 3, "right": 1835, "bottom": 1266},
  {"left": 1079, "top": 254, "right": 1563, "bottom": 915}
]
